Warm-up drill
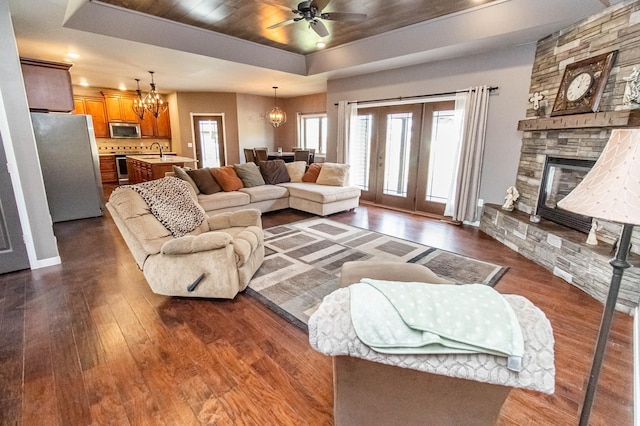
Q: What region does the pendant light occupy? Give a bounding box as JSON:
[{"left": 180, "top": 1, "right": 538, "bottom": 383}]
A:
[
  {"left": 132, "top": 78, "right": 146, "bottom": 120},
  {"left": 143, "top": 71, "right": 168, "bottom": 119},
  {"left": 268, "top": 86, "right": 286, "bottom": 128}
]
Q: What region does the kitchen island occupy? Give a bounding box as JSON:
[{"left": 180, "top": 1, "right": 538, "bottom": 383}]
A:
[{"left": 126, "top": 154, "right": 197, "bottom": 184}]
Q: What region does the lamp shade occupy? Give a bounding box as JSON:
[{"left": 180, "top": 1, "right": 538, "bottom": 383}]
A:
[{"left": 557, "top": 129, "right": 640, "bottom": 225}]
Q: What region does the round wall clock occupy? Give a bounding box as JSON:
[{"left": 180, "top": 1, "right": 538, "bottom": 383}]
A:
[{"left": 550, "top": 51, "right": 617, "bottom": 116}]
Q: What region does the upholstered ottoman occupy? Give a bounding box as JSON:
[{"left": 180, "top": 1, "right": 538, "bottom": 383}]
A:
[{"left": 309, "top": 261, "right": 555, "bottom": 425}]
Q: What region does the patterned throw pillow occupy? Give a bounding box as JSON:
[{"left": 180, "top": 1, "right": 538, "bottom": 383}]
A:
[
  {"left": 186, "top": 168, "right": 222, "bottom": 195},
  {"left": 302, "top": 163, "right": 323, "bottom": 183},
  {"left": 210, "top": 166, "right": 244, "bottom": 192},
  {"left": 316, "top": 163, "right": 350, "bottom": 186},
  {"left": 259, "top": 160, "right": 290, "bottom": 185},
  {"left": 233, "top": 162, "right": 266, "bottom": 187},
  {"left": 285, "top": 161, "right": 307, "bottom": 182}
]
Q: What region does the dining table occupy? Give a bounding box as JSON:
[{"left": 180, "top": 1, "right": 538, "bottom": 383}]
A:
[{"left": 267, "top": 151, "right": 295, "bottom": 162}]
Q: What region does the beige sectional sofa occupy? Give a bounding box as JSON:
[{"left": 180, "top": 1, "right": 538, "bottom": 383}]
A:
[{"left": 170, "top": 161, "right": 361, "bottom": 217}]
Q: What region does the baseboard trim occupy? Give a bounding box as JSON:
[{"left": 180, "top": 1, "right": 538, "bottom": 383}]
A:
[{"left": 31, "top": 256, "right": 61, "bottom": 269}]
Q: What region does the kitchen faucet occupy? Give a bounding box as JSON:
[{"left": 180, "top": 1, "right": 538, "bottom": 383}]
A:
[{"left": 150, "top": 142, "right": 164, "bottom": 159}]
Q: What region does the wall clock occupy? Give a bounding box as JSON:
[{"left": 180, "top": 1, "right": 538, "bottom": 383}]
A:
[{"left": 550, "top": 51, "right": 617, "bottom": 116}]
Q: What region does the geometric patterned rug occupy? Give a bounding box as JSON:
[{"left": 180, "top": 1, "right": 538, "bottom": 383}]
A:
[{"left": 246, "top": 218, "right": 508, "bottom": 331}]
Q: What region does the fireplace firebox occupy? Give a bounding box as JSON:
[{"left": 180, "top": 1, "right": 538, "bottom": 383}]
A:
[{"left": 536, "top": 156, "right": 596, "bottom": 233}]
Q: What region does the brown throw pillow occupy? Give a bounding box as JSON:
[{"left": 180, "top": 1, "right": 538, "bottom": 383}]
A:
[
  {"left": 302, "top": 163, "right": 323, "bottom": 183},
  {"left": 173, "top": 165, "right": 200, "bottom": 194},
  {"left": 186, "top": 168, "right": 222, "bottom": 194},
  {"left": 259, "top": 160, "right": 290, "bottom": 185},
  {"left": 210, "top": 166, "right": 244, "bottom": 192},
  {"left": 233, "top": 162, "right": 265, "bottom": 187}
]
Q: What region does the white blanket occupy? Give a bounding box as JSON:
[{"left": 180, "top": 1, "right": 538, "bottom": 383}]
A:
[{"left": 350, "top": 280, "right": 524, "bottom": 372}]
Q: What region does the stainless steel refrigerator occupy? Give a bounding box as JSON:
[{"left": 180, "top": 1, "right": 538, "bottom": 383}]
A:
[{"left": 31, "top": 112, "right": 104, "bottom": 222}]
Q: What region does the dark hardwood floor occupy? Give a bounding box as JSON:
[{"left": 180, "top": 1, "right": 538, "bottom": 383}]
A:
[{"left": 0, "top": 203, "right": 634, "bottom": 425}]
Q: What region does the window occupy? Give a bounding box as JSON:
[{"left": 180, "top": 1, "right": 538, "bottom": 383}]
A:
[{"left": 298, "top": 113, "right": 327, "bottom": 154}]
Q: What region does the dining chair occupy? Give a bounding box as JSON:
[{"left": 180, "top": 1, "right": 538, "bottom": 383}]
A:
[
  {"left": 254, "top": 148, "right": 268, "bottom": 163},
  {"left": 294, "top": 149, "right": 311, "bottom": 164},
  {"left": 308, "top": 148, "right": 316, "bottom": 164},
  {"left": 244, "top": 148, "right": 256, "bottom": 164}
]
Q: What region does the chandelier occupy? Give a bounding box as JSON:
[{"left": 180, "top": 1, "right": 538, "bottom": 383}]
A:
[
  {"left": 142, "top": 71, "right": 167, "bottom": 119},
  {"left": 268, "top": 86, "right": 286, "bottom": 128},
  {"left": 132, "top": 78, "right": 145, "bottom": 120}
]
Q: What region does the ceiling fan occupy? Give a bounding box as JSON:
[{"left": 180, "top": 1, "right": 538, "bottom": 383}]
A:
[{"left": 265, "top": 0, "right": 367, "bottom": 37}]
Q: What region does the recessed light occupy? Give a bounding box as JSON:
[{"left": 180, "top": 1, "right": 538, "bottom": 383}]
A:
[
  {"left": 118, "top": 84, "right": 127, "bottom": 91},
  {"left": 316, "top": 41, "right": 326, "bottom": 48},
  {"left": 66, "top": 52, "right": 79, "bottom": 59},
  {"left": 79, "top": 80, "right": 89, "bottom": 87}
]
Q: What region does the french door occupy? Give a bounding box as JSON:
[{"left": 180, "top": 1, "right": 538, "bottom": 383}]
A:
[
  {"left": 193, "top": 115, "right": 226, "bottom": 168},
  {"left": 351, "top": 101, "right": 457, "bottom": 216}
]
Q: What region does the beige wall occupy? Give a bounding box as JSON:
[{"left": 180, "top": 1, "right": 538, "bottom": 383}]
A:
[
  {"left": 172, "top": 92, "right": 240, "bottom": 165},
  {"left": 276, "top": 93, "right": 327, "bottom": 151},
  {"left": 237, "top": 93, "right": 275, "bottom": 162}
]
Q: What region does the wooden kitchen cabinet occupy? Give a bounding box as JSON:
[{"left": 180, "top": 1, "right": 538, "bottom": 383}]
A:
[
  {"left": 20, "top": 58, "right": 74, "bottom": 112},
  {"left": 102, "top": 92, "right": 140, "bottom": 122},
  {"left": 140, "top": 106, "right": 171, "bottom": 138},
  {"left": 73, "top": 96, "right": 110, "bottom": 138},
  {"left": 99, "top": 155, "right": 118, "bottom": 183}
]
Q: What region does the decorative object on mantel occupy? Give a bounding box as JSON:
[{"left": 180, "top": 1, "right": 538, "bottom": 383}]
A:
[
  {"left": 142, "top": 71, "right": 168, "bottom": 119},
  {"left": 586, "top": 220, "right": 601, "bottom": 245},
  {"left": 556, "top": 129, "right": 640, "bottom": 426},
  {"left": 268, "top": 86, "right": 286, "bottom": 128},
  {"left": 622, "top": 67, "right": 640, "bottom": 106},
  {"left": 550, "top": 50, "right": 617, "bottom": 117},
  {"left": 502, "top": 186, "right": 519, "bottom": 211},
  {"left": 528, "top": 91, "right": 546, "bottom": 116},
  {"left": 132, "top": 78, "right": 145, "bottom": 120}
]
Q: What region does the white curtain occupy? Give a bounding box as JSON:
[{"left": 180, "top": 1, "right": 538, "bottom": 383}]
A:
[
  {"left": 336, "top": 100, "right": 357, "bottom": 163},
  {"left": 444, "top": 86, "right": 490, "bottom": 223}
]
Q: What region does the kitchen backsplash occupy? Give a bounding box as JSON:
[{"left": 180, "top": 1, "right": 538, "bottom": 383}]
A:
[{"left": 96, "top": 138, "right": 171, "bottom": 153}]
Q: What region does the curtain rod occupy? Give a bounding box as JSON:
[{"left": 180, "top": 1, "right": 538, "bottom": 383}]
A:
[{"left": 333, "top": 86, "right": 499, "bottom": 106}]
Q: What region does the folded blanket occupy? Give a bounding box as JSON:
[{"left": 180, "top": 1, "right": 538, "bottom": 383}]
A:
[
  {"left": 121, "top": 177, "right": 205, "bottom": 237},
  {"left": 350, "top": 279, "right": 524, "bottom": 372}
]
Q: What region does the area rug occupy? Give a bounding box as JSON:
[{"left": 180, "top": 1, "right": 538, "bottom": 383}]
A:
[{"left": 246, "top": 218, "right": 508, "bottom": 331}]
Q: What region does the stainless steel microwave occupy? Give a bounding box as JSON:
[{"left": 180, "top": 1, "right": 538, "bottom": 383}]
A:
[{"left": 109, "top": 122, "right": 141, "bottom": 138}]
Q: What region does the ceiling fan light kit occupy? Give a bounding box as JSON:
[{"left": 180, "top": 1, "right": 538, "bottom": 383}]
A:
[
  {"left": 266, "top": 0, "right": 367, "bottom": 38},
  {"left": 268, "top": 86, "right": 286, "bottom": 128}
]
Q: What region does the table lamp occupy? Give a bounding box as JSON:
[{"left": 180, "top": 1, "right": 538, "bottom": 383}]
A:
[{"left": 556, "top": 128, "right": 640, "bottom": 425}]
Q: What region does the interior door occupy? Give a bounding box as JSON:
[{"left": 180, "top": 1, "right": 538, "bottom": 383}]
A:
[
  {"left": 0, "top": 131, "right": 30, "bottom": 273},
  {"left": 193, "top": 115, "right": 225, "bottom": 168}
]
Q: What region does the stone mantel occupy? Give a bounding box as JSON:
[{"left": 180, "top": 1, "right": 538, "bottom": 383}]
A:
[{"left": 517, "top": 110, "right": 640, "bottom": 131}]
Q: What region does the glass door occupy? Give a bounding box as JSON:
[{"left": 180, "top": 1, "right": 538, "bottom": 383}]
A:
[
  {"left": 193, "top": 115, "right": 225, "bottom": 168},
  {"left": 415, "top": 101, "right": 456, "bottom": 215}
]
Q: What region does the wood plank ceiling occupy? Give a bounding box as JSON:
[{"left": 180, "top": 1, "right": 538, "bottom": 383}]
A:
[{"left": 99, "top": 0, "right": 498, "bottom": 54}]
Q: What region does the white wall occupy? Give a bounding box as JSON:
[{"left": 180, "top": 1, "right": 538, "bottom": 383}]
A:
[
  {"left": 0, "top": 0, "right": 59, "bottom": 266},
  {"left": 326, "top": 43, "right": 536, "bottom": 205}
]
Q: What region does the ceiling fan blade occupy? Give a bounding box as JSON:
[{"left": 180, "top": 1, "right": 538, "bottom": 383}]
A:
[
  {"left": 310, "top": 19, "right": 329, "bottom": 37},
  {"left": 267, "top": 18, "right": 296, "bottom": 29},
  {"left": 313, "top": 0, "right": 331, "bottom": 12},
  {"left": 320, "top": 12, "right": 367, "bottom": 22}
]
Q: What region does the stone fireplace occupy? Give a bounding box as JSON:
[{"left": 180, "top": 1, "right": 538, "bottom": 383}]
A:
[{"left": 478, "top": 2, "right": 640, "bottom": 313}]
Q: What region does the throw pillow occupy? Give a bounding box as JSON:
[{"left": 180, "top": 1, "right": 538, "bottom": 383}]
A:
[
  {"left": 233, "top": 162, "right": 265, "bottom": 188},
  {"left": 186, "top": 168, "right": 222, "bottom": 195},
  {"left": 285, "top": 161, "right": 307, "bottom": 183},
  {"left": 259, "top": 160, "right": 290, "bottom": 185},
  {"left": 210, "top": 166, "right": 244, "bottom": 192},
  {"left": 302, "top": 163, "right": 323, "bottom": 183},
  {"left": 316, "top": 162, "right": 350, "bottom": 186},
  {"left": 172, "top": 165, "right": 200, "bottom": 195}
]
